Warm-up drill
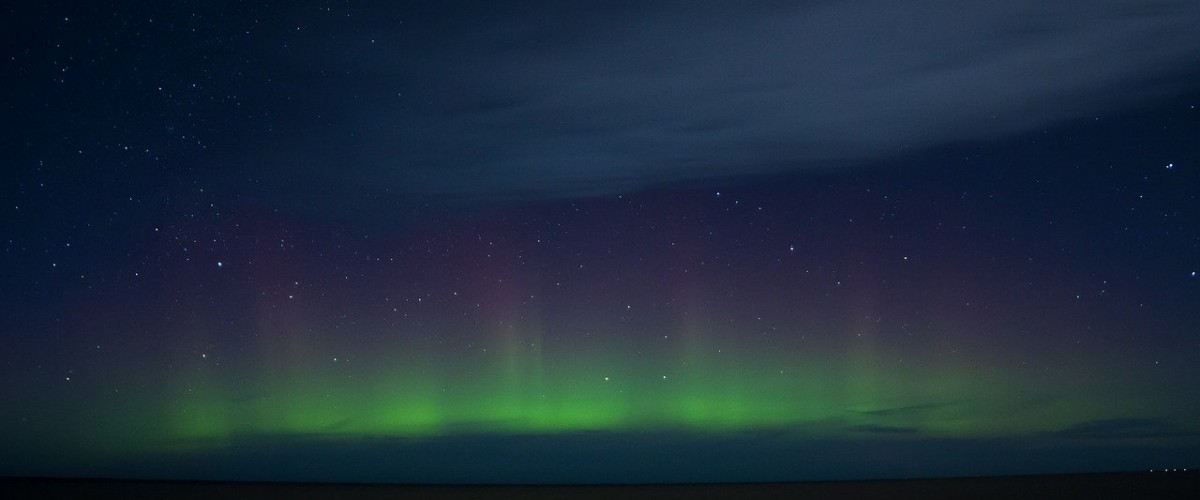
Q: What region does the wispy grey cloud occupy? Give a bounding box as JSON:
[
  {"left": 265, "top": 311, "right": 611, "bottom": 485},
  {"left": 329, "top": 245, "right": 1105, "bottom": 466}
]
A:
[
  {"left": 847, "top": 424, "right": 920, "bottom": 435},
  {"left": 263, "top": 1, "right": 1200, "bottom": 199},
  {"left": 858, "top": 403, "right": 947, "bottom": 417},
  {"left": 1049, "top": 418, "right": 1200, "bottom": 440}
]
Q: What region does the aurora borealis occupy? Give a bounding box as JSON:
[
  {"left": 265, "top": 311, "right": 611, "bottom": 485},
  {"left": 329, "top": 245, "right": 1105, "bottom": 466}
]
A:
[{"left": 3, "top": 0, "right": 1200, "bottom": 484}]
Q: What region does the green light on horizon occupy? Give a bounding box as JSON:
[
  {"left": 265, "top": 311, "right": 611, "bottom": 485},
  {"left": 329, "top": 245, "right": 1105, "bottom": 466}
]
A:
[{"left": 57, "top": 324, "right": 1180, "bottom": 459}]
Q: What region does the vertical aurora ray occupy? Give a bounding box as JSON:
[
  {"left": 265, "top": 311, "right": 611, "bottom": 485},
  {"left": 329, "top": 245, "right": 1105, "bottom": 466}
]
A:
[
  {"left": 63, "top": 262, "right": 1184, "bottom": 465},
  {"left": 8, "top": 162, "right": 1195, "bottom": 482},
  {"left": 105, "top": 276, "right": 1184, "bottom": 452}
]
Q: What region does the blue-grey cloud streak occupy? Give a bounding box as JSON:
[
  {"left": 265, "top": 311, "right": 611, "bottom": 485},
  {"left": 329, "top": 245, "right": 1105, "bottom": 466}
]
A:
[{"left": 263, "top": 0, "right": 1200, "bottom": 199}]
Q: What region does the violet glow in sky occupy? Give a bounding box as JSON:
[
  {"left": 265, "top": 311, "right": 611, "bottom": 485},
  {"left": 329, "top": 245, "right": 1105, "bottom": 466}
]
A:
[{"left": 1, "top": 0, "right": 1199, "bottom": 484}]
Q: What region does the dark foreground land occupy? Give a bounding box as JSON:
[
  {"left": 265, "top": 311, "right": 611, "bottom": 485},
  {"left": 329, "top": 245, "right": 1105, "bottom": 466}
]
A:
[{"left": 2, "top": 471, "right": 1197, "bottom": 499}]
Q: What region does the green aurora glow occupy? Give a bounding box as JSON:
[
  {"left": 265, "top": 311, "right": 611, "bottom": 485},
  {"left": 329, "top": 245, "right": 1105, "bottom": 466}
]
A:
[{"left": 62, "top": 319, "right": 1171, "bottom": 458}]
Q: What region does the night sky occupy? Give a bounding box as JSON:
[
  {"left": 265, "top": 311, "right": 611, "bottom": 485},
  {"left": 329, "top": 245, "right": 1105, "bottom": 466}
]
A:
[{"left": 2, "top": 0, "right": 1199, "bottom": 484}]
